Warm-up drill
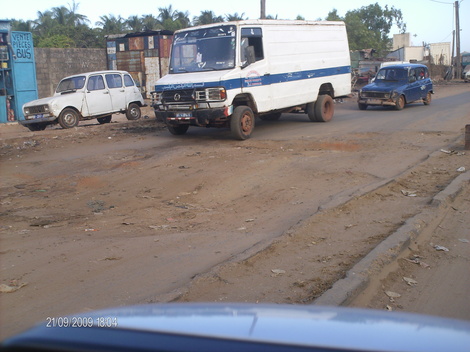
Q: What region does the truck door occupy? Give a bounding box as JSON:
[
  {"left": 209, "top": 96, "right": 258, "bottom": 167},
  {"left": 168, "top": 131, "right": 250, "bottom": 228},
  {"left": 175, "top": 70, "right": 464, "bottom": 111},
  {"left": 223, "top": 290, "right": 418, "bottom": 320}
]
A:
[
  {"left": 240, "top": 28, "right": 272, "bottom": 112},
  {"left": 85, "top": 74, "right": 113, "bottom": 115}
]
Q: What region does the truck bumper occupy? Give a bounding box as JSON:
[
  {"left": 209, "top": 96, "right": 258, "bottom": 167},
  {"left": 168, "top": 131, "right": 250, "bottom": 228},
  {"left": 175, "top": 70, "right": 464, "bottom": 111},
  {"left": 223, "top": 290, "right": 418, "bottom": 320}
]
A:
[{"left": 155, "top": 107, "right": 232, "bottom": 128}]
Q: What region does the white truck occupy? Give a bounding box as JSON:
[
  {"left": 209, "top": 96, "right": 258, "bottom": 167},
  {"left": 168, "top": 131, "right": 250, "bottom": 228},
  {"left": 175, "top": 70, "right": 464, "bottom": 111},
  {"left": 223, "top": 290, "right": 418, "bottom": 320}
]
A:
[{"left": 152, "top": 20, "right": 351, "bottom": 139}]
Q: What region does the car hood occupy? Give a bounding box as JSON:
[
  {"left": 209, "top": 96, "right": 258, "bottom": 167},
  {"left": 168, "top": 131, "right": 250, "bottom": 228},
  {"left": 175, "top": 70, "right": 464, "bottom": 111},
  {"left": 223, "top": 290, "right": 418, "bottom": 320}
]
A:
[
  {"left": 23, "top": 93, "right": 80, "bottom": 108},
  {"left": 361, "top": 80, "right": 407, "bottom": 92}
]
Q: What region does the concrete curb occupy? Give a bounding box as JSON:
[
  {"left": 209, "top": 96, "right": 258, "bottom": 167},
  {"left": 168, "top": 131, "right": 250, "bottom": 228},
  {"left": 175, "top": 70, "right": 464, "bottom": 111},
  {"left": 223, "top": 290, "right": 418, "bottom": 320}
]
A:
[{"left": 314, "top": 170, "right": 470, "bottom": 306}]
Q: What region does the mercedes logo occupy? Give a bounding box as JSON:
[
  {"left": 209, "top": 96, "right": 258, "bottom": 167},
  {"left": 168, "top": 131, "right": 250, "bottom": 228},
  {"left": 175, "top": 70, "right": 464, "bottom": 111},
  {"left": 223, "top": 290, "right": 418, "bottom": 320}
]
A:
[{"left": 174, "top": 93, "right": 181, "bottom": 101}]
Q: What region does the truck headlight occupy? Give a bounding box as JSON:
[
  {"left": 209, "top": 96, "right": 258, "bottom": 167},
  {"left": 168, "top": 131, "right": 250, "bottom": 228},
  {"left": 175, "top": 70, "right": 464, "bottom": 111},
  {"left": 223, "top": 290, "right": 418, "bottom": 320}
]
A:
[
  {"left": 195, "top": 87, "right": 227, "bottom": 102},
  {"left": 24, "top": 107, "right": 30, "bottom": 115}
]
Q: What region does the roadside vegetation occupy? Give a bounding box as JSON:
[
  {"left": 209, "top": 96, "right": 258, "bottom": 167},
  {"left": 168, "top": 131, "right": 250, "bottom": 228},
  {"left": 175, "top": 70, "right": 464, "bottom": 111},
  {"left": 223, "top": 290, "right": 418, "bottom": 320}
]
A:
[{"left": 9, "top": 1, "right": 406, "bottom": 55}]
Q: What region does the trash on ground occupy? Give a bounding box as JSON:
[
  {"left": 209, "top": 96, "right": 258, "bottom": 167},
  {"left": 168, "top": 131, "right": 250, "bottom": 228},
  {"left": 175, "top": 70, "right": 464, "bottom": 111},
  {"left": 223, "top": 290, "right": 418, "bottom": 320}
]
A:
[
  {"left": 401, "top": 190, "right": 417, "bottom": 197},
  {"left": 403, "top": 277, "right": 418, "bottom": 286},
  {"left": 458, "top": 238, "right": 469, "bottom": 243},
  {"left": 433, "top": 245, "right": 449, "bottom": 252},
  {"left": 385, "top": 291, "right": 401, "bottom": 299},
  {"left": 0, "top": 283, "right": 27, "bottom": 293},
  {"left": 405, "top": 257, "right": 430, "bottom": 268},
  {"left": 440, "top": 149, "right": 466, "bottom": 156},
  {"left": 456, "top": 166, "right": 466, "bottom": 172},
  {"left": 271, "top": 269, "right": 286, "bottom": 276}
]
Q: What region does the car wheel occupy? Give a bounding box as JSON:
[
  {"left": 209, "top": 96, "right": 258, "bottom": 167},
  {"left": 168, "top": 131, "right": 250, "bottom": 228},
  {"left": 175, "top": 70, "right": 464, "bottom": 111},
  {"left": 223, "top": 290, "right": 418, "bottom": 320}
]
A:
[
  {"left": 358, "top": 103, "right": 368, "bottom": 110},
  {"left": 167, "top": 124, "right": 189, "bottom": 135},
  {"left": 26, "top": 123, "right": 48, "bottom": 131},
  {"left": 231, "top": 106, "right": 254, "bottom": 140},
  {"left": 423, "top": 92, "right": 432, "bottom": 105},
  {"left": 58, "top": 108, "right": 80, "bottom": 129},
  {"left": 97, "top": 115, "right": 112, "bottom": 124},
  {"left": 394, "top": 95, "right": 405, "bottom": 110},
  {"left": 314, "top": 95, "right": 334, "bottom": 122},
  {"left": 126, "top": 103, "right": 141, "bottom": 120}
]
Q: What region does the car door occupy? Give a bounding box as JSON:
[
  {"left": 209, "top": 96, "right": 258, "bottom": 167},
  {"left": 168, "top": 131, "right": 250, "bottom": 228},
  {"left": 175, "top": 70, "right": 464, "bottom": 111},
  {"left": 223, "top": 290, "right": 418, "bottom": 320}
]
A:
[
  {"left": 405, "top": 68, "right": 423, "bottom": 102},
  {"left": 85, "top": 74, "right": 113, "bottom": 116},
  {"left": 105, "top": 73, "right": 126, "bottom": 111},
  {"left": 123, "top": 73, "right": 141, "bottom": 105}
]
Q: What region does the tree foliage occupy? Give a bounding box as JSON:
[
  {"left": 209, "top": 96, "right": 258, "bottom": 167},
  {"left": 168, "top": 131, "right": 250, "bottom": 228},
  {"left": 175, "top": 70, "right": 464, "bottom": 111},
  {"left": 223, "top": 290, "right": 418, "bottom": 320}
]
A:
[
  {"left": 327, "top": 3, "right": 406, "bottom": 54},
  {"left": 9, "top": 2, "right": 406, "bottom": 53}
]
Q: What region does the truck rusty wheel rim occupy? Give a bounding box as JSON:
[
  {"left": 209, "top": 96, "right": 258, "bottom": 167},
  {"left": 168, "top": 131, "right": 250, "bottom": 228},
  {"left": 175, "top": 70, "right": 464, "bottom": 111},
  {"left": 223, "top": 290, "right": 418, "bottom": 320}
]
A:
[{"left": 241, "top": 111, "right": 253, "bottom": 133}]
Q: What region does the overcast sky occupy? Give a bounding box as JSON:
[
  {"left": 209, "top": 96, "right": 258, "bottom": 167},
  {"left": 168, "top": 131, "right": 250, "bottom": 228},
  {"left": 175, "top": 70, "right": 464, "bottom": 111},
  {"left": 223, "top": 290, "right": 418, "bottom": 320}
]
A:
[{"left": 3, "top": 0, "right": 469, "bottom": 52}]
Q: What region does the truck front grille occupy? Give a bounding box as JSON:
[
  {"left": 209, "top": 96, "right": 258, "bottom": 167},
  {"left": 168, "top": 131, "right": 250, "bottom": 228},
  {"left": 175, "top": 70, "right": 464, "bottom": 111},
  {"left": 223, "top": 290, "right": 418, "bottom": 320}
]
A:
[{"left": 162, "top": 89, "right": 194, "bottom": 103}]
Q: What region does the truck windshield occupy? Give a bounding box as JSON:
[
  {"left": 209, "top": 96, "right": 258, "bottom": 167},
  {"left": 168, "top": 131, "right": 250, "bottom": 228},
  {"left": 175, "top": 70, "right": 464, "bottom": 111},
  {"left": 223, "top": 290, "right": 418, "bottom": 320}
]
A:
[
  {"left": 170, "top": 25, "right": 236, "bottom": 73},
  {"left": 56, "top": 76, "right": 86, "bottom": 93}
]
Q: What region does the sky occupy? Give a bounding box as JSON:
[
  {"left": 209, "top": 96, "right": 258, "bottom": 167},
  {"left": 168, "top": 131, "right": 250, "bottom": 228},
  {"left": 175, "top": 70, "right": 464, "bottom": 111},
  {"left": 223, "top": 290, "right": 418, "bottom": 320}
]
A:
[{"left": 2, "top": 0, "right": 469, "bottom": 52}]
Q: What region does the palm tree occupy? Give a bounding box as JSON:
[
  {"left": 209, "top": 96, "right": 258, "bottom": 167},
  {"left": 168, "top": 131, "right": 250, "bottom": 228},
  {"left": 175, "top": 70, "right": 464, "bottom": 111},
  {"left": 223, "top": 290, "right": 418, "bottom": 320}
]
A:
[
  {"left": 126, "top": 15, "right": 143, "bottom": 32},
  {"left": 225, "top": 12, "right": 246, "bottom": 21},
  {"left": 96, "top": 15, "right": 128, "bottom": 34},
  {"left": 193, "top": 11, "right": 224, "bottom": 26}
]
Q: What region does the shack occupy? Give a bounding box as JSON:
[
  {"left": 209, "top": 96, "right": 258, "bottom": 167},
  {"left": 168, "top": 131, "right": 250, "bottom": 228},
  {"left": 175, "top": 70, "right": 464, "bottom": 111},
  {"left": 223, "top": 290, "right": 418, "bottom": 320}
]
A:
[
  {"left": 106, "top": 30, "right": 173, "bottom": 98},
  {"left": 0, "top": 19, "right": 38, "bottom": 124}
]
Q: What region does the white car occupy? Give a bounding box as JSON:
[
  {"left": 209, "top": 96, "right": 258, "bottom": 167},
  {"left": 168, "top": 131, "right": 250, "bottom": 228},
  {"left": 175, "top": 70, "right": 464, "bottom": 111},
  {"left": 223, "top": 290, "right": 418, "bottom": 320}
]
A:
[
  {"left": 464, "top": 69, "right": 470, "bottom": 83},
  {"left": 20, "top": 70, "right": 145, "bottom": 131}
]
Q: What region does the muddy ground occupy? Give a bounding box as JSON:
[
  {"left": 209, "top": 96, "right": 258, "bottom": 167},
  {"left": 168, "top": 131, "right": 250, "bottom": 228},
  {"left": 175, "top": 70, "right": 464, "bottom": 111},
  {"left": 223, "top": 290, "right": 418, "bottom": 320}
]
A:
[{"left": 1, "top": 83, "right": 469, "bottom": 338}]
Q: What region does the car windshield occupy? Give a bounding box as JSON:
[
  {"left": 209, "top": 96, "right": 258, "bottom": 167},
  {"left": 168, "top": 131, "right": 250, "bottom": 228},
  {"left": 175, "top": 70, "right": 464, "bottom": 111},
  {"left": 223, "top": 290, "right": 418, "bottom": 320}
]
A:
[
  {"left": 375, "top": 68, "right": 408, "bottom": 82},
  {"left": 56, "top": 76, "right": 86, "bottom": 93},
  {"left": 169, "top": 25, "right": 236, "bottom": 73}
]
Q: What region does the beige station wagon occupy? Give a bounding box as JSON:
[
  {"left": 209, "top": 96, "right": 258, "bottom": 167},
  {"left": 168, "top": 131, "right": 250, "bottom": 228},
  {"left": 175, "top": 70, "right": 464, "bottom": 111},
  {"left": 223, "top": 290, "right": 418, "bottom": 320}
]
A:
[{"left": 20, "top": 70, "right": 145, "bottom": 131}]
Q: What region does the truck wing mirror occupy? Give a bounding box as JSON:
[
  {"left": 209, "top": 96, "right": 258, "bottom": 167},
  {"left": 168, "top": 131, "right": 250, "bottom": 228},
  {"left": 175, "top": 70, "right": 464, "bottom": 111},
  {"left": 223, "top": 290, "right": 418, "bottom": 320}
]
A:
[{"left": 242, "top": 46, "right": 256, "bottom": 68}]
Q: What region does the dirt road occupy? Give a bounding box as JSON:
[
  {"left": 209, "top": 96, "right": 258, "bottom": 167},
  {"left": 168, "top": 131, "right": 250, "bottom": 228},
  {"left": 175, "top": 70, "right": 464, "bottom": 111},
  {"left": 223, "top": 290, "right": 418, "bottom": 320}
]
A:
[{"left": 1, "top": 83, "right": 469, "bottom": 338}]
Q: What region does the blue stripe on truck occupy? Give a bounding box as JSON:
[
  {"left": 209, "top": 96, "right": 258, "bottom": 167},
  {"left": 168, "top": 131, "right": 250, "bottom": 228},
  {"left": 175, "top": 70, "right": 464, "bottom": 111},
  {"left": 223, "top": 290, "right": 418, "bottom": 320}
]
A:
[{"left": 155, "top": 65, "right": 351, "bottom": 91}]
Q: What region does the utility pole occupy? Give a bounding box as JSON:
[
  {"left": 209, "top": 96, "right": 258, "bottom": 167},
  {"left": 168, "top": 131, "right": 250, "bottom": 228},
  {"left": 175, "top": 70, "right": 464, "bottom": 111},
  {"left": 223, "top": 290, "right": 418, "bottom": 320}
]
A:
[
  {"left": 455, "top": 1, "right": 461, "bottom": 79},
  {"left": 260, "top": 0, "right": 266, "bottom": 19}
]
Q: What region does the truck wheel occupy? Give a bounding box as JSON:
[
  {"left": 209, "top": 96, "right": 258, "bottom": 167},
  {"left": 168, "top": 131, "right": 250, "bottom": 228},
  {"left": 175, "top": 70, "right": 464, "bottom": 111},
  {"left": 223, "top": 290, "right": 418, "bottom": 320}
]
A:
[
  {"left": 314, "top": 95, "right": 334, "bottom": 122},
  {"left": 58, "top": 108, "right": 80, "bottom": 129},
  {"left": 126, "top": 103, "right": 141, "bottom": 120},
  {"left": 395, "top": 95, "right": 405, "bottom": 110},
  {"left": 358, "top": 103, "right": 368, "bottom": 110},
  {"left": 26, "top": 123, "right": 48, "bottom": 131},
  {"left": 231, "top": 106, "right": 255, "bottom": 140},
  {"left": 167, "top": 124, "right": 189, "bottom": 135},
  {"left": 423, "top": 92, "right": 432, "bottom": 105},
  {"left": 97, "top": 115, "right": 112, "bottom": 124},
  {"left": 306, "top": 102, "right": 317, "bottom": 122}
]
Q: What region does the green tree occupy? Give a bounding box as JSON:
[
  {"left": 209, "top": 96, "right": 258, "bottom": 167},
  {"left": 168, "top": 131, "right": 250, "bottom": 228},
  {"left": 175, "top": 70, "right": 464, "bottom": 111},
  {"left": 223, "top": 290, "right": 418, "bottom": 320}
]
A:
[
  {"left": 327, "top": 3, "right": 406, "bottom": 55},
  {"left": 37, "top": 34, "right": 75, "bottom": 48},
  {"left": 156, "top": 6, "right": 190, "bottom": 31},
  {"left": 96, "top": 15, "right": 128, "bottom": 35},
  {"left": 193, "top": 11, "right": 224, "bottom": 26},
  {"left": 126, "top": 15, "right": 143, "bottom": 32},
  {"left": 225, "top": 12, "right": 246, "bottom": 21}
]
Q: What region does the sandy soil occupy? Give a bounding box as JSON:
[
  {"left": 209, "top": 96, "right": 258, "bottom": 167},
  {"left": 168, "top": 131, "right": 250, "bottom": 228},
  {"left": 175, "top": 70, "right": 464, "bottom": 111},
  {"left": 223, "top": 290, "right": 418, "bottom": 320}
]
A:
[{"left": 1, "top": 83, "right": 469, "bottom": 338}]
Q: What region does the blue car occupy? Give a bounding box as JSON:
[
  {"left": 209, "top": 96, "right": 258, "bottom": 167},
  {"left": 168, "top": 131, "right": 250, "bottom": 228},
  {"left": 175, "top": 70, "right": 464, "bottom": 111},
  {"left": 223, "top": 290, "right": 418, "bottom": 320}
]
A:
[
  {"left": 2, "top": 304, "right": 470, "bottom": 352},
  {"left": 358, "top": 64, "right": 433, "bottom": 110}
]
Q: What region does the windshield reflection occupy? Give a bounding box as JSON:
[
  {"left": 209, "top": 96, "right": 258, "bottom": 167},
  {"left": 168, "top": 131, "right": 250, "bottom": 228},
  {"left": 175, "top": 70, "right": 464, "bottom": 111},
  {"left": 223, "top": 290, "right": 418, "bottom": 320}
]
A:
[{"left": 170, "top": 25, "right": 236, "bottom": 73}]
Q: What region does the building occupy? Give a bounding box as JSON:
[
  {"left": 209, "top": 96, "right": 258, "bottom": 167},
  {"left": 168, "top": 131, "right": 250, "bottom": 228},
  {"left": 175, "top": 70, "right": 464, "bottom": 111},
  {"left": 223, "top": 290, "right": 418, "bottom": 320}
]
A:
[{"left": 106, "top": 30, "right": 174, "bottom": 98}]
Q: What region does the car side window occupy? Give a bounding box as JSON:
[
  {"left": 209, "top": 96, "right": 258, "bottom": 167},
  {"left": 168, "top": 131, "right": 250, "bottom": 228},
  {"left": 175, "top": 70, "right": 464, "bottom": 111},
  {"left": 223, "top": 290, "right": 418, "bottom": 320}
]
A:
[
  {"left": 87, "top": 75, "right": 106, "bottom": 91},
  {"left": 124, "top": 74, "right": 135, "bottom": 87},
  {"left": 105, "top": 74, "right": 123, "bottom": 89}
]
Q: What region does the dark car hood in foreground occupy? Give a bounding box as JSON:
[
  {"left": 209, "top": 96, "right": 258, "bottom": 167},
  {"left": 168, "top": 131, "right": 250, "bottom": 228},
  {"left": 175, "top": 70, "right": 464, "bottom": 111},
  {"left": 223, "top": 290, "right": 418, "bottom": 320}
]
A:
[{"left": 2, "top": 304, "right": 470, "bottom": 352}]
